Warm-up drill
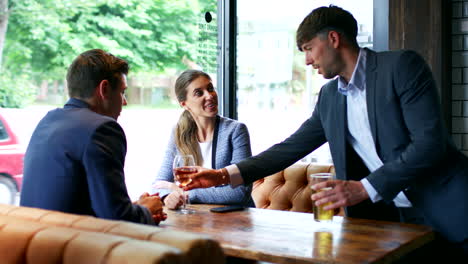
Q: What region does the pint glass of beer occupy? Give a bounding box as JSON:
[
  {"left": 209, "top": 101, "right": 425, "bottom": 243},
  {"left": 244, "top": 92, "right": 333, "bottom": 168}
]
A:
[{"left": 310, "top": 173, "right": 334, "bottom": 221}]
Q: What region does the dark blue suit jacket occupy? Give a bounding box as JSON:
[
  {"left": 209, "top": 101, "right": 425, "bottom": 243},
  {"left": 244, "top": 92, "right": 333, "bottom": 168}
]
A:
[
  {"left": 20, "top": 98, "right": 154, "bottom": 224},
  {"left": 237, "top": 49, "right": 468, "bottom": 243}
]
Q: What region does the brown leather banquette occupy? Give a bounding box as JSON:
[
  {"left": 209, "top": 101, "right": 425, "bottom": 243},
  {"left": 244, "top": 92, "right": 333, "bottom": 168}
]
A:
[{"left": 251, "top": 162, "right": 335, "bottom": 213}]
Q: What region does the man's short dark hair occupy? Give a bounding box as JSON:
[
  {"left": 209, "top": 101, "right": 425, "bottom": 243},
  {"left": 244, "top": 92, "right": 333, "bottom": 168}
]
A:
[
  {"left": 296, "top": 5, "right": 358, "bottom": 51},
  {"left": 66, "top": 49, "right": 129, "bottom": 99}
]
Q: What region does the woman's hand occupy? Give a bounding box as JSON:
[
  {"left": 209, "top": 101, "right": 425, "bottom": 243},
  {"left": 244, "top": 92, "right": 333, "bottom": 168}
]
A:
[
  {"left": 164, "top": 190, "right": 187, "bottom": 210},
  {"left": 153, "top": 180, "right": 179, "bottom": 191}
]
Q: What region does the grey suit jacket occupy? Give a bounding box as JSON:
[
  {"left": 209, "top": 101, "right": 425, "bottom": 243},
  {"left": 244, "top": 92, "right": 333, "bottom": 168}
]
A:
[
  {"left": 153, "top": 116, "right": 254, "bottom": 206},
  {"left": 236, "top": 49, "right": 468, "bottom": 243}
]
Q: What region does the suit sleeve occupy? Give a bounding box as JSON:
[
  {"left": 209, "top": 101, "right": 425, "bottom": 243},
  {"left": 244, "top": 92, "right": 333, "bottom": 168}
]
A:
[
  {"left": 189, "top": 123, "right": 254, "bottom": 206},
  {"left": 367, "top": 51, "right": 449, "bottom": 201},
  {"left": 83, "top": 121, "right": 154, "bottom": 224},
  {"left": 237, "top": 91, "right": 328, "bottom": 185}
]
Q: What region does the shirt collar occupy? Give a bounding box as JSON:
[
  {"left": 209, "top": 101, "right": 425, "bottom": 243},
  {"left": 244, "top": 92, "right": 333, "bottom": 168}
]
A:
[
  {"left": 338, "top": 48, "right": 367, "bottom": 95},
  {"left": 64, "top": 98, "right": 91, "bottom": 109}
]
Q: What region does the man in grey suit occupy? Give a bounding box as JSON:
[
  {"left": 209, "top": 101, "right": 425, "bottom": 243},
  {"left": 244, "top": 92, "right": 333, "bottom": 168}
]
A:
[{"left": 186, "top": 5, "right": 468, "bottom": 257}]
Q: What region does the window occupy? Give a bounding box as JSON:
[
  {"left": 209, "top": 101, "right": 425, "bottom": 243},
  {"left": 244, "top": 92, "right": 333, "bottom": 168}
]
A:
[
  {"left": 0, "top": 0, "right": 374, "bottom": 203},
  {"left": 0, "top": 0, "right": 218, "bottom": 201},
  {"left": 236, "top": 0, "right": 373, "bottom": 163},
  {"left": 0, "top": 120, "right": 8, "bottom": 141}
]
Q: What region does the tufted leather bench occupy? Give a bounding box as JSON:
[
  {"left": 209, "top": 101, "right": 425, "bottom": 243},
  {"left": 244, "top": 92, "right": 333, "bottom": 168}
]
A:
[
  {"left": 0, "top": 203, "right": 225, "bottom": 264},
  {"left": 0, "top": 214, "right": 186, "bottom": 264},
  {"left": 251, "top": 162, "right": 335, "bottom": 213}
]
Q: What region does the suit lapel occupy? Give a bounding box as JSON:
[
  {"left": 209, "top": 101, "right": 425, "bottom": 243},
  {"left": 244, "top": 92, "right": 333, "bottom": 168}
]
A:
[
  {"left": 211, "top": 115, "right": 220, "bottom": 169},
  {"left": 335, "top": 87, "right": 347, "bottom": 180},
  {"left": 365, "top": 49, "right": 379, "bottom": 150}
]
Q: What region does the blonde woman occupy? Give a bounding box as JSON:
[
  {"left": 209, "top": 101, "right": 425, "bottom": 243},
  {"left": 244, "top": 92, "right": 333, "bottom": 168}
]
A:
[{"left": 152, "top": 70, "right": 253, "bottom": 209}]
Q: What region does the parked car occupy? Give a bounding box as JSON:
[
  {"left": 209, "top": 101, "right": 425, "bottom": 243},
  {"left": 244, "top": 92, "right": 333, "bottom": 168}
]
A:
[{"left": 0, "top": 111, "right": 24, "bottom": 204}]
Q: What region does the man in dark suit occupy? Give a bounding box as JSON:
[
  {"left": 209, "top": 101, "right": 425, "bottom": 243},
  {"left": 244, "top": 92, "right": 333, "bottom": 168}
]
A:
[
  {"left": 186, "top": 5, "right": 468, "bottom": 256},
  {"left": 21, "top": 49, "right": 165, "bottom": 225}
]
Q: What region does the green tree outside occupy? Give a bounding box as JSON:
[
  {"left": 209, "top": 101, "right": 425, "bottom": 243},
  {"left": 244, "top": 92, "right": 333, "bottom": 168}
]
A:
[{"left": 0, "top": 0, "right": 215, "bottom": 108}]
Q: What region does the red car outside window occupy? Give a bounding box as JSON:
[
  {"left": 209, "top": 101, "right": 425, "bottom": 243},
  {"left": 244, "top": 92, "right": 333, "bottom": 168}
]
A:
[{"left": 0, "top": 112, "right": 24, "bottom": 204}]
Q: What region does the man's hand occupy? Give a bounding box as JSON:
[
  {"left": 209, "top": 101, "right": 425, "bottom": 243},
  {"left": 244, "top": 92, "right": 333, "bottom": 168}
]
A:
[
  {"left": 164, "top": 190, "right": 186, "bottom": 210},
  {"left": 311, "top": 180, "right": 369, "bottom": 211},
  {"left": 136, "top": 192, "right": 166, "bottom": 224},
  {"left": 152, "top": 211, "right": 167, "bottom": 224},
  {"left": 184, "top": 168, "right": 229, "bottom": 190}
]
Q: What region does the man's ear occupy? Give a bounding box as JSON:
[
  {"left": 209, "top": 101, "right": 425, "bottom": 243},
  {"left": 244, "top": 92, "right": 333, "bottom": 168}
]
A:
[
  {"left": 328, "top": 31, "right": 341, "bottom": 49},
  {"left": 96, "top": 80, "right": 111, "bottom": 100}
]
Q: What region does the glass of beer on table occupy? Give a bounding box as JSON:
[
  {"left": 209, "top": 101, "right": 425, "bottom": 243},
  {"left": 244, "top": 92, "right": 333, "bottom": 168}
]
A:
[{"left": 310, "top": 173, "right": 334, "bottom": 221}]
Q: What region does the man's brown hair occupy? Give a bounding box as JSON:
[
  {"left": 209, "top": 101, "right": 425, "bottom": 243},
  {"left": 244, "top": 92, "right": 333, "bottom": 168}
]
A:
[
  {"left": 296, "top": 5, "right": 358, "bottom": 51},
  {"left": 66, "top": 49, "right": 129, "bottom": 98}
]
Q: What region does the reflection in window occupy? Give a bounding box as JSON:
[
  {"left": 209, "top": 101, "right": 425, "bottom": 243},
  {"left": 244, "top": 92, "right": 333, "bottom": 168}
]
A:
[{"left": 236, "top": 0, "right": 373, "bottom": 163}]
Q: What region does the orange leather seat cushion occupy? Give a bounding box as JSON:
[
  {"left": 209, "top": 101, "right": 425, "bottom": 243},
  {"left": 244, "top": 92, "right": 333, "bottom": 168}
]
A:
[{"left": 252, "top": 163, "right": 335, "bottom": 213}]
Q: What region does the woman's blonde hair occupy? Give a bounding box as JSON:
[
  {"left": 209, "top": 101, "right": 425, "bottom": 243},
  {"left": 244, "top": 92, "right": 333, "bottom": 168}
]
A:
[{"left": 174, "top": 69, "right": 212, "bottom": 166}]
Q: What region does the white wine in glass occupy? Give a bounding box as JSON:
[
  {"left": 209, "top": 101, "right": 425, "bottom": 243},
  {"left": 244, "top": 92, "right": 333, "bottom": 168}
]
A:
[{"left": 173, "top": 154, "right": 197, "bottom": 214}]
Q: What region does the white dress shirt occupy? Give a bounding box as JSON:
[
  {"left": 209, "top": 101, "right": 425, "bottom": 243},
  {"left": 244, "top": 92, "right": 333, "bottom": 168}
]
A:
[{"left": 338, "top": 49, "right": 411, "bottom": 207}]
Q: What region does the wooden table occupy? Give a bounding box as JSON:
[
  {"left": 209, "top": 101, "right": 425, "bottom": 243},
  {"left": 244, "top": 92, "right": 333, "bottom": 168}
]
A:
[{"left": 160, "top": 204, "right": 434, "bottom": 264}]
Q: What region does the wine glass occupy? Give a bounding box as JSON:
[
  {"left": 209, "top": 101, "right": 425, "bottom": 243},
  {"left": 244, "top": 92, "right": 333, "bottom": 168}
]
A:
[{"left": 173, "top": 154, "right": 197, "bottom": 214}]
